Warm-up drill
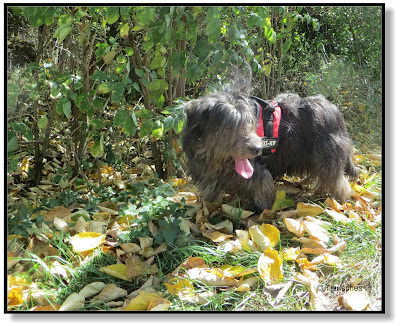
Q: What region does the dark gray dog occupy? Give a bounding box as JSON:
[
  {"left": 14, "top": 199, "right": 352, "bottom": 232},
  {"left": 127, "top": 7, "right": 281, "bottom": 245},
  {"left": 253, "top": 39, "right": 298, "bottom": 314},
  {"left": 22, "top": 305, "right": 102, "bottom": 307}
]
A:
[{"left": 182, "top": 77, "right": 358, "bottom": 211}]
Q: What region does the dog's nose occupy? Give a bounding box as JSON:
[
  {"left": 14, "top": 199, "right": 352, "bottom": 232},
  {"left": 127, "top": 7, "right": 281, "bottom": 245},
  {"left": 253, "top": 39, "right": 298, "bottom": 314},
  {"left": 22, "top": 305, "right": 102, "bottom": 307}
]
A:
[{"left": 250, "top": 145, "right": 263, "bottom": 156}]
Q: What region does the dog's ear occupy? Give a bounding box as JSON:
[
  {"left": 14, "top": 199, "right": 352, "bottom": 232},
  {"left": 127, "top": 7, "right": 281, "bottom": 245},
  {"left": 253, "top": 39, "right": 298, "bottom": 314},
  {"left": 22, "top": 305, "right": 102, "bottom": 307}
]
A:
[{"left": 184, "top": 101, "right": 210, "bottom": 141}]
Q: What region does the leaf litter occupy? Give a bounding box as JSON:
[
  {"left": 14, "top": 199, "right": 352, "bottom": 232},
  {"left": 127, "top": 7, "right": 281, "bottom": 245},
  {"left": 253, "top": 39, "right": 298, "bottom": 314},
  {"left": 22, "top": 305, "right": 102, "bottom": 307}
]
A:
[{"left": 7, "top": 152, "right": 381, "bottom": 311}]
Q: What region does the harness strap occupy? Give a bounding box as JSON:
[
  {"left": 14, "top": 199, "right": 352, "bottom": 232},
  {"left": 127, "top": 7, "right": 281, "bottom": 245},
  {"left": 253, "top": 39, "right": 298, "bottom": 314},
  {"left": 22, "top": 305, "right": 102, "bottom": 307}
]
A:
[{"left": 250, "top": 96, "right": 281, "bottom": 156}]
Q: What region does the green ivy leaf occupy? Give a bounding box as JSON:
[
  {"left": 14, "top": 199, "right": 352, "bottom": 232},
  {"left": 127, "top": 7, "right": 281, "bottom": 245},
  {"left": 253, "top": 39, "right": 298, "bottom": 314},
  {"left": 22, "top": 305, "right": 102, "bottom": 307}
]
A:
[
  {"left": 120, "top": 23, "right": 129, "bottom": 39},
  {"left": 206, "top": 18, "right": 221, "bottom": 43},
  {"left": 91, "top": 135, "right": 104, "bottom": 158},
  {"left": 38, "top": 115, "right": 48, "bottom": 129},
  {"left": 63, "top": 101, "right": 72, "bottom": 118},
  {"left": 106, "top": 7, "right": 120, "bottom": 24},
  {"left": 90, "top": 70, "right": 110, "bottom": 81},
  {"left": 90, "top": 119, "right": 104, "bottom": 130}
]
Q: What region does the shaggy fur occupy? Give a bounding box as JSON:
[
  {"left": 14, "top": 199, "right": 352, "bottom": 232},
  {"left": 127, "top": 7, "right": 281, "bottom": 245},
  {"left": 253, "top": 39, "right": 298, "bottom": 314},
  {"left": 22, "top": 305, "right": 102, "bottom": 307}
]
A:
[{"left": 182, "top": 78, "right": 358, "bottom": 211}]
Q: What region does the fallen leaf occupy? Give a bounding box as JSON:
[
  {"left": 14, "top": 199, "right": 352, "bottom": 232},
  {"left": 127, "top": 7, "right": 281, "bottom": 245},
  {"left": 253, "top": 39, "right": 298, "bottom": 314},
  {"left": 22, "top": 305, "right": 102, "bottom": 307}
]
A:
[
  {"left": 259, "top": 223, "right": 280, "bottom": 247},
  {"left": 147, "top": 297, "right": 171, "bottom": 311},
  {"left": 304, "top": 216, "right": 332, "bottom": 229},
  {"left": 297, "top": 202, "right": 325, "bottom": 217},
  {"left": 126, "top": 255, "right": 158, "bottom": 278},
  {"left": 120, "top": 242, "right": 141, "bottom": 253},
  {"left": 59, "top": 293, "right": 85, "bottom": 311},
  {"left": 219, "top": 265, "right": 257, "bottom": 278},
  {"left": 124, "top": 290, "right": 161, "bottom": 311},
  {"left": 236, "top": 276, "right": 259, "bottom": 292},
  {"left": 264, "top": 281, "right": 293, "bottom": 306},
  {"left": 70, "top": 232, "right": 106, "bottom": 252},
  {"left": 296, "top": 257, "right": 317, "bottom": 271},
  {"left": 185, "top": 268, "right": 238, "bottom": 287},
  {"left": 324, "top": 197, "right": 344, "bottom": 212},
  {"left": 271, "top": 190, "right": 294, "bottom": 212},
  {"left": 202, "top": 230, "right": 234, "bottom": 242},
  {"left": 91, "top": 283, "right": 127, "bottom": 304},
  {"left": 258, "top": 246, "right": 283, "bottom": 284},
  {"left": 310, "top": 253, "right": 343, "bottom": 268},
  {"left": 221, "top": 204, "right": 254, "bottom": 219},
  {"left": 99, "top": 264, "right": 131, "bottom": 281},
  {"left": 281, "top": 247, "right": 300, "bottom": 261},
  {"left": 284, "top": 218, "right": 305, "bottom": 237},
  {"left": 326, "top": 209, "right": 353, "bottom": 224},
  {"left": 164, "top": 278, "right": 194, "bottom": 295},
  {"left": 44, "top": 206, "right": 72, "bottom": 222},
  {"left": 78, "top": 282, "right": 106, "bottom": 298},
  {"left": 292, "top": 236, "right": 327, "bottom": 249},
  {"left": 338, "top": 289, "right": 370, "bottom": 311},
  {"left": 249, "top": 225, "right": 271, "bottom": 252},
  {"left": 302, "top": 221, "right": 329, "bottom": 243}
]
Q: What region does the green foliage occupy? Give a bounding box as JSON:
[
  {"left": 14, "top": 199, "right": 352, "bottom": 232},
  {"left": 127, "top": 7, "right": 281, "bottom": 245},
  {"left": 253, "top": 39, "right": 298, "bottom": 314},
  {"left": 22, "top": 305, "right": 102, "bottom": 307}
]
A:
[{"left": 7, "top": 5, "right": 382, "bottom": 186}]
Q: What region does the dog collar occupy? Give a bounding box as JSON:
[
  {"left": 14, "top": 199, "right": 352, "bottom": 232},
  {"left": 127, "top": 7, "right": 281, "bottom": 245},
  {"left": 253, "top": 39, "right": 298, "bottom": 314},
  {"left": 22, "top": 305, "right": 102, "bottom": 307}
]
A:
[{"left": 250, "top": 96, "right": 281, "bottom": 156}]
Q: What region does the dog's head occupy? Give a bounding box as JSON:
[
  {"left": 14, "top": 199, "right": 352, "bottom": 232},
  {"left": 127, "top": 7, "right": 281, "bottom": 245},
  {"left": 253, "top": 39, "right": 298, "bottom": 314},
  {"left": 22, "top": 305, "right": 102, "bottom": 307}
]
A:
[{"left": 182, "top": 88, "right": 263, "bottom": 179}]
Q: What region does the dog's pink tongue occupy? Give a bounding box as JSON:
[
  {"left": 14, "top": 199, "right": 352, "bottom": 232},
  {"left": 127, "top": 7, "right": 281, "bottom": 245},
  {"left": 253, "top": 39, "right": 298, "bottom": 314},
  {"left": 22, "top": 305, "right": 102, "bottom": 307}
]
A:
[{"left": 234, "top": 158, "right": 254, "bottom": 179}]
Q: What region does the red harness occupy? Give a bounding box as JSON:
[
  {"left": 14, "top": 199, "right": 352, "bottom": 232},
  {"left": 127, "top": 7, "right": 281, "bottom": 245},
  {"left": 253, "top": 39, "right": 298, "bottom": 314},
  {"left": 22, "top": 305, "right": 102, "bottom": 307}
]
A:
[{"left": 255, "top": 99, "right": 281, "bottom": 155}]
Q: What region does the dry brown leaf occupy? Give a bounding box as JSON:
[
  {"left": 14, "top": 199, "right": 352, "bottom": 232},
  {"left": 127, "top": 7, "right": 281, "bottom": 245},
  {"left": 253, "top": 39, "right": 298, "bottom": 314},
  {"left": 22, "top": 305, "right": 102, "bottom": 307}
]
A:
[
  {"left": 78, "top": 282, "right": 106, "bottom": 298},
  {"left": 221, "top": 204, "right": 254, "bottom": 219},
  {"left": 44, "top": 206, "right": 72, "bottom": 222},
  {"left": 59, "top": 293, "right": 85, "bottom": 311},
  {"left": 120, "top": 242, "right": 141, "bottom": 254},
  {"left": 91, "top": 283, "right": 127, "bottom": 304},
  {"left": 202, "top": 230, "right": 234, "bottom": 243}
]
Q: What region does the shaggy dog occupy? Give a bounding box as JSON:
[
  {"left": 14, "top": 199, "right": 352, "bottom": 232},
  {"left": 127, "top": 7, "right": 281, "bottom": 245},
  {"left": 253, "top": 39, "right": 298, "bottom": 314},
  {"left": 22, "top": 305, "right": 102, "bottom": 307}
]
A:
[{"left": 182, "top": 77, "right": 358, "bottom": 211}]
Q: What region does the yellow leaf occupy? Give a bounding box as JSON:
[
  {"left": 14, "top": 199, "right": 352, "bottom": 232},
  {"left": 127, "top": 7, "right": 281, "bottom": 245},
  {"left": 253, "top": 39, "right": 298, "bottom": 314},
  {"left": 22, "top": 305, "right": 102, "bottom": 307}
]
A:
[
  {"left": 164, "top": 278, "right": 194, "bottom": 295},
  {"left": 7, "top": 287, "right": 23, "bottom": 307},
  {"left": 220, "top": 265, "right": 257, "bottom": 278},
  {"left": 297, "top": 202, "right": 325, "bottom": 217},
  {"left": 324, "top": 197, "right": 344, "bottom": 212},
  {"left": 296, "top": 257, "right": 317, "bottom": 271},
  {"left": 202, "top": 230, "right": 233, "bottom": 242},
  {"left": 281, "top": 247, "right": 300, "bottom": 261},
  {"left": 310, "top": 253, "right": 343, "bottom": 268},
  {"left": 302, "top": 221, "right": 329, "bottom": 243},
  {"left": 99, "top": 264, "right": 131, "bottom": 281},
  {"left": 258, "top": 247, "right": 283, "bottom": 284},
  {"left": 326, "top": 209, "right": 353, "bottom": 224},
  {"left": 236, "top": 276, "right": 259, "bottom": 292},
  {"left": 147, "top": 297, "right": 171, "bottom": 311},
  {"left": 238, "top": 237, "right": 258, "bottom": 252},
  {"left": 284, "top": 218, "right": 305, "bottom": 237},
  {"left": 125, "top": 291, "right": 161, "bottom": 311},
  {"left": 259, "top": 223, "right": 280, "bottom": 247},
  {"left": 70, "top": 232, "right": 105, "bottom": 252},
  {"left": 249, "top": 225, "right": 270, "bottom": 252}
]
